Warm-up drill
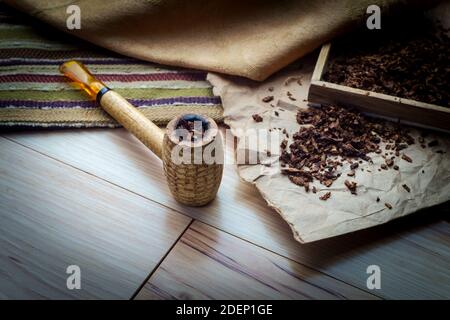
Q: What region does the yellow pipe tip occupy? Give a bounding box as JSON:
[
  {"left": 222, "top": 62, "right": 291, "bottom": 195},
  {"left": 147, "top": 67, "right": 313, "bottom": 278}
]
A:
[{"left": 59, "top": 60, "right": 106, "bottom": 100}]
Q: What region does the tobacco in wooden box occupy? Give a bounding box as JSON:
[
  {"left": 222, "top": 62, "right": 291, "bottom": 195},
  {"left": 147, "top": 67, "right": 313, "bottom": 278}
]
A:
[{"left": 324, "top": 18, "right": 449, "bottom": 108}]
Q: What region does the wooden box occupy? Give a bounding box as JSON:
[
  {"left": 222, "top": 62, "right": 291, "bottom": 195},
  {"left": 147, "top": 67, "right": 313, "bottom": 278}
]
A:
[{"left": 308, "top": 43, "right": 450, "bottom": 132}]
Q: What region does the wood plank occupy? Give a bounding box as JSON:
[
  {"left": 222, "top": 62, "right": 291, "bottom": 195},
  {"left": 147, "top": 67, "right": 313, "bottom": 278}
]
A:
[
  {"left": 308, "top": 80, "right": 450, "bottom": 132},
  {"left": 0, "top": 136, "right": 191, "bottom": 299},
  {"left": 311, "top": 43, "right": 331, "bottom": 82},
  {"left": 135, "top": 221, "right": 378, "bottom": 300},
  {"left": 3, "top": 129, "right": 450, "bottom": 299}
]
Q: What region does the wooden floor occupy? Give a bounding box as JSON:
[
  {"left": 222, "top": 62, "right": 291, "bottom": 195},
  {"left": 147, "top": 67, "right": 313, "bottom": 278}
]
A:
[{"left": 0, "top": 125, "right": 449, "bottom": 299}]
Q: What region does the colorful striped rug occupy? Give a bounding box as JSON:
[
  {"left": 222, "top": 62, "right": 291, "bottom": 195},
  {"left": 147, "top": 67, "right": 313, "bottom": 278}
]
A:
[{"left": 0, "top": 4, "right": 223, "bottom": 128}]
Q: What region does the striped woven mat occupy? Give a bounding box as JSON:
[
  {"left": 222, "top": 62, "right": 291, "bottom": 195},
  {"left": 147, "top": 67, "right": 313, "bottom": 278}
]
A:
[{"left": 0, "top": 4, "right": 223, "bottom": 128}]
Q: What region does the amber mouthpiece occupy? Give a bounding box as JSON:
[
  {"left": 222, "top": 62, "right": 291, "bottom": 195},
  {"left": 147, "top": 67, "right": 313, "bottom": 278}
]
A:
[{"left": 59, "top": 60, "right": 107, "bottom": 100}]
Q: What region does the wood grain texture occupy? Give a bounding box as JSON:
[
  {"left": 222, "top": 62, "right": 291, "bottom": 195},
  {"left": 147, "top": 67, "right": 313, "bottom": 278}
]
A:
[
  {"left": 311, "top": 43, "right": 331, "bottom": 82},
  {"left": 3, "top": 129, "right": 450, "bottom": 299},
  {"left": 100, "top": 90, "right": 164, "bottom": 158},
  {"left": 135, "top": 221, "right": 378, "bottom": 300},
  {"left": 0, "top": 137, "right": 191, "bottom": 299}
]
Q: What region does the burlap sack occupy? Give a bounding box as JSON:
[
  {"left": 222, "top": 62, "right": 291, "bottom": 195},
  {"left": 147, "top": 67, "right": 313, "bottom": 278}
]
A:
[{"left": 5, "top": 0, "right": 440, "bottom": 80}]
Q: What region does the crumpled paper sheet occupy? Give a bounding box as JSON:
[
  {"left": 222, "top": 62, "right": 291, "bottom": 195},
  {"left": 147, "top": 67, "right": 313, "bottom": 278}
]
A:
[{"left": 207, "top": 55, "right": 450, "bottom": 243}]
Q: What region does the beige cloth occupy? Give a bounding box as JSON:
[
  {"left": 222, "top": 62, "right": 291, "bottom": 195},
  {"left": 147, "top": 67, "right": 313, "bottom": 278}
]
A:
[{"left": 6, "top": 0, "right": 440, "bottom": 81}]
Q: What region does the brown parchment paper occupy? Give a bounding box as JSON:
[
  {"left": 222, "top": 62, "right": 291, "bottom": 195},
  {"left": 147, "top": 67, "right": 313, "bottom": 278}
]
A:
[{"left": 207, "top": 54, "right": 450, "bottom": 243}]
